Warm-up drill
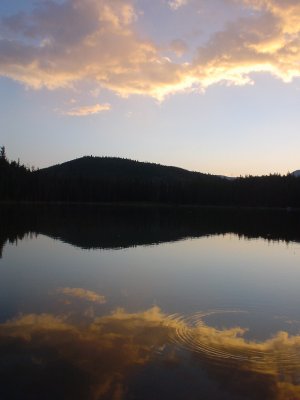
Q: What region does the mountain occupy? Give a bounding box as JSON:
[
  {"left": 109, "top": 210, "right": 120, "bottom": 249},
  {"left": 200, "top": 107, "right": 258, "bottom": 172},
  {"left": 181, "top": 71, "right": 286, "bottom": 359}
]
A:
[
  {"left": 2, "top": 153, "right": 300, "bottom": 207},
  {"left": 291, "top": 170, "right": 300, "bottom": 178},
  {"left": 36, "top": 156, "right": 219, "bottom": 181},
  {"left": 32, "top": 156, "right": 229, "bottom": 204}
]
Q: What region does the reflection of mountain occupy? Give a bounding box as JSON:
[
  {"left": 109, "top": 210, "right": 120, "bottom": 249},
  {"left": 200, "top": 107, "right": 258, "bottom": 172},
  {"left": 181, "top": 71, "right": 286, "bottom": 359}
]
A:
[{"left": 1, "top": 204, "right": 300, "bottom": 257}]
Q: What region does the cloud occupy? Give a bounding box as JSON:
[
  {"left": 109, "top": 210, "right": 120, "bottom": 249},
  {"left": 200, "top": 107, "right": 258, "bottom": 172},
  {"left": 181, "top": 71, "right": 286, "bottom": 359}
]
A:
[
  {"left": 63, "top": 103, "right": 111, "bottom": 116},
  {"left": 168, "top": 0, "right": 190, "bottom": 11},
  {"left": 0, "top": 0, "right": 189, "bottom": 100},
  {"left": 58, "top": 287, "right": 107, "bottom": 302},
  {"left": 1, "top": 0, "right": 300, "bottom": 101},
  {"left": 170, "top": 39, "right": 188, "bottom": 57},
  {"left": 188, "top": 0, "right": 300, "bottom": 88}
]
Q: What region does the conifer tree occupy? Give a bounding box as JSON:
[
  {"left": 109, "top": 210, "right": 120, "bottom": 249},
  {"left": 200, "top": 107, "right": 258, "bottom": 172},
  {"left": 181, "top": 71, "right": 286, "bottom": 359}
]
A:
[{"left": 0, "top": 146, "right": 6, "bottom": 160}]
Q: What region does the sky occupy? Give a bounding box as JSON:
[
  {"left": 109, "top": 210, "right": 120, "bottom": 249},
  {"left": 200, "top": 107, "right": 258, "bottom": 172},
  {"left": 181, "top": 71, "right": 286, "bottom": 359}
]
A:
[{"left": 1, "top": 0, "right": 300, "bottom": 176}]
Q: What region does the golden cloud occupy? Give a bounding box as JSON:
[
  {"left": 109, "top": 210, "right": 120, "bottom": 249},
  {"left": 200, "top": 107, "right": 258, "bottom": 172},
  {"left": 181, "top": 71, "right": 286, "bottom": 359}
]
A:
[
  {"left": 58, "top": 287, "right": 107, "bottom": 303},
  {"left": 0, "top": 0, "right": 189, "bottom": 100},
  {"left": 63, "top": 103, "right": 111, "bottom": 116},
  {"left": 188, "top": 0, "right": 300, "bottom": 87},
  {"left": 1, "top": 0, "right": 300, "bottom": 101}
]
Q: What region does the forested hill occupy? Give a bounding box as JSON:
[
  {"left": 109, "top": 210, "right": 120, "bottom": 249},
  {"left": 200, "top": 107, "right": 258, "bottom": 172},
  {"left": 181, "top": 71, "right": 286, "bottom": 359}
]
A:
[
  {"left": 36, "top": 156, "right": 213, "bottom": 181},
  {"left": 1, "top": 148, "right": 300, "bottom": 207},
  {"left": 32, "top": 156, "right": 224, "bottom": 203}
]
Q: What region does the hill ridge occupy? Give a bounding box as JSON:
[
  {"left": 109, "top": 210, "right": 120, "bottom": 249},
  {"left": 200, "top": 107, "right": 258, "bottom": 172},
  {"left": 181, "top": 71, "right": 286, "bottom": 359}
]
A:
[{"left": 37, "top": 155, "right": 213, "bottom": 181}]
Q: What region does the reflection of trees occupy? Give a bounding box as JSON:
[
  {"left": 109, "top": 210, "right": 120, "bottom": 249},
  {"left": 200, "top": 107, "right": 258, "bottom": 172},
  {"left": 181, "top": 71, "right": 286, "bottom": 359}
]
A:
[
  {"left": 1, "top": 306, "right": 300, "bottom": 400},
  {"left": 1, "top": 204, "right": 300, "bottom": 258}
]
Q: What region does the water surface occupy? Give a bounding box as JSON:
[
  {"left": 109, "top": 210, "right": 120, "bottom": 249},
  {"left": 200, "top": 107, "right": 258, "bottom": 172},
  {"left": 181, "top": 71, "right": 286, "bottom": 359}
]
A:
[{"left": 1, "top": 205, "right": 300, "bottom": 399}]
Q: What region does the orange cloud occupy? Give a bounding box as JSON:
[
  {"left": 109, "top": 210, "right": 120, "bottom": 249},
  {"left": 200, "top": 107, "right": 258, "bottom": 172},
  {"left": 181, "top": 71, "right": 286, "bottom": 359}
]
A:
[
  {"left": 0, "top": 0, "right": 189, "bottom": 100},
  {"left": 1, "top": 0, "right": 300, "bottom": 101},
  {"left": 63, "top": 103, "right": 111, "bottom": 116},
  {"left": 189, "top": 0, "right": 300, "bottom": 87},
  {"left": 58, "top": 287, "right": 107, "bottom": 303}
]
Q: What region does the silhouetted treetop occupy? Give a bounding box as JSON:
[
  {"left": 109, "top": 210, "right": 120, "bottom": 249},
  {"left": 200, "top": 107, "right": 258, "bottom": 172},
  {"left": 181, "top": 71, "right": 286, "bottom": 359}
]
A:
[{"left": 0, "top": 146, "right": 6, "bottom": 160}]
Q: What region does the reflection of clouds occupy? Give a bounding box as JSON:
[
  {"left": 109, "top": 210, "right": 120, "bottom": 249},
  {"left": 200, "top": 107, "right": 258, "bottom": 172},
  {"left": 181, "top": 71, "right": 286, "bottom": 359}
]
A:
[
  {"left": 58, "top": 287, "right": 106, "bottom": 304},
  {"left": 0, "top": 307, "right": 172, "bottom": 399},
  {"left": 1, "top": 307, "right": 300, "bottom": 399},
  {"left": 1, "top": 313, "right": 73, "bottom": 340},
  {"left": 169, "top": 314, "right": 300, "bottom": 372},
  {"left": 167, "top": 310, "right": 300, "bottom": 399}
]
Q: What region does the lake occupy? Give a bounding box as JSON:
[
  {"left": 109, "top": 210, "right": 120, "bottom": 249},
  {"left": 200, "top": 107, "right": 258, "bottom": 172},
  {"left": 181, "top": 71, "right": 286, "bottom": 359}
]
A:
[{"left": 1, "top": 204, "right": 300, "bottom": 400}]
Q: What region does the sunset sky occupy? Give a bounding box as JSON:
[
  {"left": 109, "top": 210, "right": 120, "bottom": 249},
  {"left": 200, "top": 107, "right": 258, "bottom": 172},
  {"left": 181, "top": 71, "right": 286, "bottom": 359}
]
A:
[{"left": 1, "top": 0, "right": 300, "bottom": 176}]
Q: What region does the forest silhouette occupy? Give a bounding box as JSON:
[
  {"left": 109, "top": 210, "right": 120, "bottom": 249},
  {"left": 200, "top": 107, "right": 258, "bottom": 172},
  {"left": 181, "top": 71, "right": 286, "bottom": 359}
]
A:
[{"left": 1, "top": 146, "right": 300, "bottom": 207}]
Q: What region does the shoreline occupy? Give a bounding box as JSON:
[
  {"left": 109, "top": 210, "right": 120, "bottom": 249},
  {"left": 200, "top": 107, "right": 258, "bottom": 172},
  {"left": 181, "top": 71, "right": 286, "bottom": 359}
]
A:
[{"left": 0, "top": 201, "right": 299, "bottom": 212}]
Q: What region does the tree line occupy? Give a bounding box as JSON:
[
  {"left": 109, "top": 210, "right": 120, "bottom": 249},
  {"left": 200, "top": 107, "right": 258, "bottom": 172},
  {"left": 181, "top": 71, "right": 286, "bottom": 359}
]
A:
[{"left": 1, "top": 147, "right": 300, "bottom": 207}]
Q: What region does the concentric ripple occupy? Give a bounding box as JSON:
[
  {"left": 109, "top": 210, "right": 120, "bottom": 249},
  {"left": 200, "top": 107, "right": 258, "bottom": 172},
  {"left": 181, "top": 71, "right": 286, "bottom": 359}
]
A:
[{"left": 165, "top": 310, "right": 300, "bottom": 375}]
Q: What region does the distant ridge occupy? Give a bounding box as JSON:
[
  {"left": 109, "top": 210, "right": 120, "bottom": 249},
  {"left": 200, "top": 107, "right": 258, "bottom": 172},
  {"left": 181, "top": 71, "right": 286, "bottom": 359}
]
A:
[{"left": 291, "top": 170, "right": 300, "bottom": 178}]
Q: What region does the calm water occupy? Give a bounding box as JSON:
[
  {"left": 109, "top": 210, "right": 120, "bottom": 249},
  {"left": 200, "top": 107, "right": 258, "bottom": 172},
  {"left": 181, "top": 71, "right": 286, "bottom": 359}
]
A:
[{"left": 1, "top": 205, "right": 300, "bottom": 400}]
